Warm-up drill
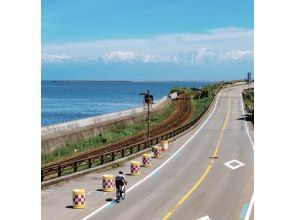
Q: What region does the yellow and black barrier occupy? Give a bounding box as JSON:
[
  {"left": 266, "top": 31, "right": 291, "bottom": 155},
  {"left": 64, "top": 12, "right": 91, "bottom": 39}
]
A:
[
  {"left": 131, "top": 161, "right": 140, "bottom": 176},
  {"left": 142, "top": 153, "right": 152, "bottom": 167},
  {"left": 102, "top": 174, "right": 113, "bottom": 192},
  {"left": 72, "top": 188, "right": 86, "bottom": 209},
  {"left": 153, "top": 146, "right": 162, "bottom": 158},
  {"left": 160, "top": 140, "right": 169, "bottom": 151}
]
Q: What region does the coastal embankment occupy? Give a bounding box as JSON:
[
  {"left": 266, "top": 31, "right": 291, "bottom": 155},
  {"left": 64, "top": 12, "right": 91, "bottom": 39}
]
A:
[{"left": 42, "top": 96, "right": 169, "bottom": 154}]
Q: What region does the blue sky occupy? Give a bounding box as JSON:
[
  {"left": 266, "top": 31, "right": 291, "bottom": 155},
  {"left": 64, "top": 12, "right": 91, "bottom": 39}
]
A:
[{"left": 42, "top": 0, "right": 254, "bottom": 80}]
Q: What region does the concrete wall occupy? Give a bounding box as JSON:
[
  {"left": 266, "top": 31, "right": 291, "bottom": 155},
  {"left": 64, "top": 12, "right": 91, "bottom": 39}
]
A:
[{"left": 42, "top": 96, "right": 169, "bottom": 154}]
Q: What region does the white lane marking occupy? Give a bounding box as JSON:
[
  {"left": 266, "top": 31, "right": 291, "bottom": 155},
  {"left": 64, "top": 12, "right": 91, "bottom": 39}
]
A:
[
  {"left": 244, "top": 192, "right": 254, "bottom": 220},
  {"left": 240, "top": 95, "right": 254, "bottom": 220},
  {"left": 224, "top": 159, "right": 245, "bottom": 170},
  {"left": 81, "top": 92, "right": 222, "bottom": 220},
  {"left": 197, "top": 215, "right": 211, "bottom": 220},
  {"left": 240, "top": 96, "right": 254, "bottom": 147}
]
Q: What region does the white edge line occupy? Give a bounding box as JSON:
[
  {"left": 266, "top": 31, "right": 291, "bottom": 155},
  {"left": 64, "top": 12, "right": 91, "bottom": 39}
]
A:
[
  {"left": 81, "top": 91, "right": 222, "bottom": 220},
  {"left": 244, "top": 192, "right": 254, "bottom": 220},
  {"left": 241, "top": 94, "right": 254, "bottom": 220}
]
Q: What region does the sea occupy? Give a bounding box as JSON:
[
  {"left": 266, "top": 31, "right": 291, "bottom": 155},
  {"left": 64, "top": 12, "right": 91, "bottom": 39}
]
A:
[{"left": 41, "top": 80, "right": 211, "bottom": 127}]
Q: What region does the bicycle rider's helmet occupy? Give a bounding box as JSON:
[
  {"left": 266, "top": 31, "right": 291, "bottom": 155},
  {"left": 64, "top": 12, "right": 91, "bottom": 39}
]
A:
[{"left": 119, "top": 171, "right": 123, "bottom": 174}]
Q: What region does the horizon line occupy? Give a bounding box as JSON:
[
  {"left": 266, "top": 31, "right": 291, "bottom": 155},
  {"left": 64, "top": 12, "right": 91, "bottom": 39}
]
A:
[{"left": 41, "top": 79, "right": 221, "bottom": 83}]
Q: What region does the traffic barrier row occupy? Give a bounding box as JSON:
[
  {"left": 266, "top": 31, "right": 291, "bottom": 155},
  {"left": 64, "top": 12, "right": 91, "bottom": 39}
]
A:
[{"left": 71, "top": 140, "right": 169, "bottom": 209}]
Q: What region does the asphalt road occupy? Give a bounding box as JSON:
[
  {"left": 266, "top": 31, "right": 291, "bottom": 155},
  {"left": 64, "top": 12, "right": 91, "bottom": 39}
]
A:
[{"left": 41, "top": 84, "right": 254, "bottom": 220}]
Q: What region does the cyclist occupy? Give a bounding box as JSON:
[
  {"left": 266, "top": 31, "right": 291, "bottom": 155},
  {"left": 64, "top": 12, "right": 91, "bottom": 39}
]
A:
[{"left": 115, "top": 171, "right": 127, "bottom": 202}]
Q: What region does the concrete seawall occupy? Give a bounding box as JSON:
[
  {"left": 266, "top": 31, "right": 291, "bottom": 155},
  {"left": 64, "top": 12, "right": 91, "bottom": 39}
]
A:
[{"left": 42, "top": 96, "right": 170, "bottom": 154}]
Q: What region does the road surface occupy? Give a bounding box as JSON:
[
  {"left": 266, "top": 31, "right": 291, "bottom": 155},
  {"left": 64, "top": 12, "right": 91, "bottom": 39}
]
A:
[{"left": 41, "top": 84, "right": 254, "bottom": 220}]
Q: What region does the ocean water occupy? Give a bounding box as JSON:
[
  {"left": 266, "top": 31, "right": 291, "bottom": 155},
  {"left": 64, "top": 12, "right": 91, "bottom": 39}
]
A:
[{"left": 41, "top": 81, "right": 210, "bottom": 126}]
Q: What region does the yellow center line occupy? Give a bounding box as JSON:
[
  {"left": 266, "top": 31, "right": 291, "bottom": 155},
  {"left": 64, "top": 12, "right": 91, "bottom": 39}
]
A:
[
  {"left": 212, "top": 98, "right": 231, "bottom": 158},
  {"left": 162, "top": 96, "right": 231, "bottom": 220}
]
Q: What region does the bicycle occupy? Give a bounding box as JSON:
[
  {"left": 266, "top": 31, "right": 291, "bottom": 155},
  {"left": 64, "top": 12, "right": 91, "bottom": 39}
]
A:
[{"left": 116, "top": 184, "right": 126, "bottom": 203}]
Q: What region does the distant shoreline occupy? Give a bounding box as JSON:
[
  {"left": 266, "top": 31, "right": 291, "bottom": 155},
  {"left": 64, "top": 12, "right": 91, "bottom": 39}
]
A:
[
  {"left": 42, "top": 80, "right": 215, "bottom": 83},
  {"left": 42, "top": 80, "right": 212, "bottom": 126}
]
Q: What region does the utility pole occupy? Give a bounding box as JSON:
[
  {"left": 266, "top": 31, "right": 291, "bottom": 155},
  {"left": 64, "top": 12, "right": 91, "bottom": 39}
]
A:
[
  {"left": 139, "top": 90, "right": 153, "bottom": 140},
  {"left": 147, "top": 90, "right": 150, "bottom": 139},
  {"left": 247, "top": 72, "right": 251, "bottom": 89}
]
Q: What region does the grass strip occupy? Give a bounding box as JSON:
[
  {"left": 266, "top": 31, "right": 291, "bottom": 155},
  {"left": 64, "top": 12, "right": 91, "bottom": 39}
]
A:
[
  {"left": 190, "top": 83, "right": 219, "bottom": 118},
  {"left": 42, "top": 101, "right": 175, "bottom": 165}
]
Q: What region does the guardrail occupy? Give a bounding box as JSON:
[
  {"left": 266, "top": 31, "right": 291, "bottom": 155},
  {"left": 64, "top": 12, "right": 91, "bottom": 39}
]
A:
[{"left": 41, "top": 87, "right": 221, "bottom": 182}]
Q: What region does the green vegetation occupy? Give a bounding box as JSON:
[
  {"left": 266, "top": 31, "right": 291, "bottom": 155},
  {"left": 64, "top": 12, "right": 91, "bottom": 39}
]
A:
[
  {"left": 191, "top": 84, "right": 216, "bottom": 116},
  {"left": 174, "top": 82, "right": 221, "bottom": 118},
  {"left": 191, "top": 96, "right": 213, "bottom": 116},
  {"left": 42, "top": 102, "right": 175, "bottom": 165},
  {"left": 243, "top": 89, "right": 254, "bottom": 113},
  {"left": 193, "top": 89, "right": 209, "bottom": 99},
  {"left": 170, "top": 86, "right": 192, "bottom": 95}
]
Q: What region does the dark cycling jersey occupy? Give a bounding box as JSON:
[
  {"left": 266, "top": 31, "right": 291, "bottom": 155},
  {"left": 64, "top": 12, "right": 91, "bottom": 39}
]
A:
[{"left": 115, "top": 174, "right": 126, "bottom": 188}]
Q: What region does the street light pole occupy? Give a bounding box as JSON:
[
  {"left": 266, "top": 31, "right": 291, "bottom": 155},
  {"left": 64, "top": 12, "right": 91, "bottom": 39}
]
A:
[
  {"left": 247, "top": 72, "right": 251, "bottom": 89},
  {"left": 147, "top": 90, "right": 150, "bottom": 139},
  {"left": 139, "top": 90, "right": 153, "bottom": 140}
]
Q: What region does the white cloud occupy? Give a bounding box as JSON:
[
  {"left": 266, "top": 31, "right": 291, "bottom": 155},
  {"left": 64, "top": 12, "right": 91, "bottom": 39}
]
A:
[
  {"left": 155, "top": 27, "right": 252, "bottom": 44},
  {"left": 42, "top": 53, "right": 72, "bottom": 63},
  {"left": 100, "top": 51, "right": 176, "bottom": 63},
  {"left": 101, "top": 51, "right": 137, "bottom": 62},
  {"left": 42, "top": 27, "right": 253, "bottom": 64},
  {"left": 190, "top": 48, "right": 217, "bottom": 64},
  {"left": 220, "top": 50, "right": 254, "bottom": 61},
  {"left": 42, "top": 49, "right": 253, "bottom": 64},
  {"left": 97, "top": 48, "right": 253, "bottom": 64}
]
